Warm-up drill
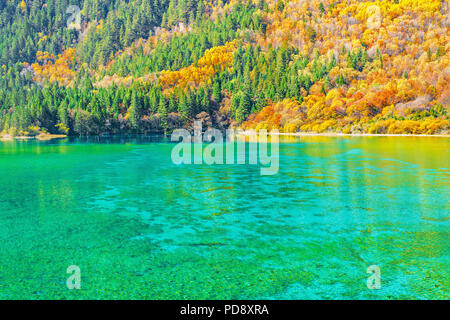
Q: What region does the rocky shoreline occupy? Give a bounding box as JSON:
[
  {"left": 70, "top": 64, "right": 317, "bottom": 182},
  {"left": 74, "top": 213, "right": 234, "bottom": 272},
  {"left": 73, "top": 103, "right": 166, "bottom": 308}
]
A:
[{"left": 0, "top": 133, "right": 67, "bottom": 141}]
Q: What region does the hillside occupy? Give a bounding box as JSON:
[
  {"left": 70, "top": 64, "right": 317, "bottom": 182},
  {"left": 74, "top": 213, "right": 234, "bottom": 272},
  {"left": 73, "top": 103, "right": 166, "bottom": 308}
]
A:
[{"left": 0, "top": 0, "right": 449, "bottom": 136}]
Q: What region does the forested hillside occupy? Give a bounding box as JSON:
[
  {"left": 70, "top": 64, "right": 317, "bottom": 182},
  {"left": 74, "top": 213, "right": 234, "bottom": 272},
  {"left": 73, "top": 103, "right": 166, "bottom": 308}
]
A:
[{"left": 0, "top": 0, "right": 449, "bottom": 136}]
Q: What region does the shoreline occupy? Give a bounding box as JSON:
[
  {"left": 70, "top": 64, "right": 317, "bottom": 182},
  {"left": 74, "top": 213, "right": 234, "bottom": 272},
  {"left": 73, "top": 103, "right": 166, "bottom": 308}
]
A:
[
  {"left": 0, "top": 134, "right": 67, "bottom": 141},
  {"left": 238, "top": 131, "right": 450, "bottom": 138},
  {"left": 1, "top": 132, "right": 449, "bottom": 141},
  {"left": 269, "top": 132, "right": 450, "bottom": 138}
]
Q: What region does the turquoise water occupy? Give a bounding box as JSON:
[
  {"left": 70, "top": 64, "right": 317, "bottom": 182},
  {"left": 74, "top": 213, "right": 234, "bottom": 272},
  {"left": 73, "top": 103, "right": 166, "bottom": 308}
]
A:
[{"left": 0, "top": 136, "right": 448, "bottom": 299}]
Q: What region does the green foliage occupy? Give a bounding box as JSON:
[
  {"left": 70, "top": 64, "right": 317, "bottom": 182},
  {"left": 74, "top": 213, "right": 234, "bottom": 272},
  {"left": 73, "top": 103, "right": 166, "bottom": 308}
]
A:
[
  {"left": 347, "top": 48, "right": 370, "bottom": 72},
  {"left": 0, "top": 0, "right": 408, "bottom": 135}
]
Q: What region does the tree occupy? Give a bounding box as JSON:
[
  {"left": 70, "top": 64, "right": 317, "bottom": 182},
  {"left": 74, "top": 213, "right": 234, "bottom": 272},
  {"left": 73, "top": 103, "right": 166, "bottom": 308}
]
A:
[
  {"left": 212, "top": 80, "right": 221, "bottom": 102},
  {"left": 158, "top": 95, "right": 168, "bottom": 133},
  {"left": 129, "top": 91, "right": 141, "bottom": 129}
]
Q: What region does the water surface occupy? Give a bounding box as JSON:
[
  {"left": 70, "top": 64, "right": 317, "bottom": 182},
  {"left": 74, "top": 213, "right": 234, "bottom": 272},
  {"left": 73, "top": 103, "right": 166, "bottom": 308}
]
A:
[{"left": 0, "top": 136, "right": 448, "bottom": 299}]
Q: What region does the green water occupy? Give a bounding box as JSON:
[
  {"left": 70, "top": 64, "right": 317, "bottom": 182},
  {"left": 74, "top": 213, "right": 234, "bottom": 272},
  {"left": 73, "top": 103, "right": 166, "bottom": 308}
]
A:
[{"left": 0, "top": 136, "right": 448, "bottom": 299}]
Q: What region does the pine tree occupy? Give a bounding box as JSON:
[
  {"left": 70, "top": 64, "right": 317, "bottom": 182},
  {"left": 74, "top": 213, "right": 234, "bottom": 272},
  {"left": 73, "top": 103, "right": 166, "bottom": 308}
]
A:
[
  {"left": 212, "top": 80, "right": 222, "bottom": 102},
  {"left": 129, "top": 91, "right": 141, "bottom": 129},
  {"left": 158, "top": 95, "right": 168, "bottom": 133}
]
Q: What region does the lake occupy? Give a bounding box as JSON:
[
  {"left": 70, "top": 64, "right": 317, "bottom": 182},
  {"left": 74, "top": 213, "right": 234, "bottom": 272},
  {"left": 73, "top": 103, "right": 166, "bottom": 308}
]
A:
[{"left": 0, "top": 135, "right": 448, "bottom": 299}]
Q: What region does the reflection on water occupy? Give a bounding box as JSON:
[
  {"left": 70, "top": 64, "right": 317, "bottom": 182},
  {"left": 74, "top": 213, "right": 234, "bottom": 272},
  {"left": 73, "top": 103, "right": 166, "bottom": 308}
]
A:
[{"left": 0, "top": 136, "right": 448, "bottom": 299}]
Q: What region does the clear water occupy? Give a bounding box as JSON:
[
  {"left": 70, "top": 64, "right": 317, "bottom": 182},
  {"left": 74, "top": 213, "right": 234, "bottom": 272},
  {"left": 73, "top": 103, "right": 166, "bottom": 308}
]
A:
[{"left": 0, "top": 136, "right": 448, "bottom": 299}]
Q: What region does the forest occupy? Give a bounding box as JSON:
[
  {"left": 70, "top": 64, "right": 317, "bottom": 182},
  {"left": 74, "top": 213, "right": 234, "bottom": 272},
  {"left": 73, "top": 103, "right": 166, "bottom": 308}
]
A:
[{"left": 0, "top": 0, "right": 448, "bottom": 136}]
